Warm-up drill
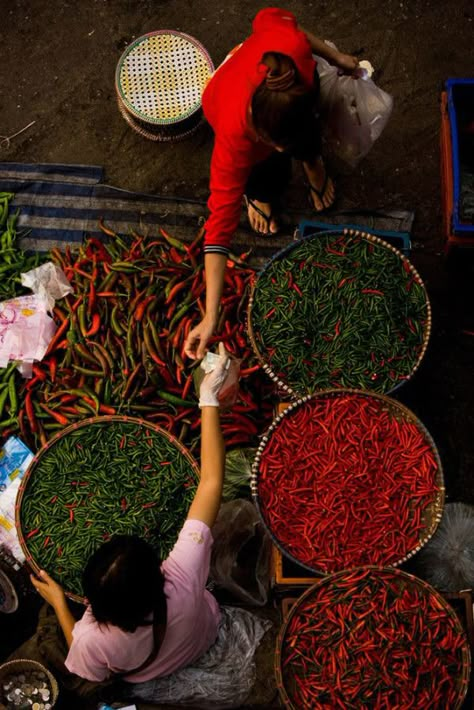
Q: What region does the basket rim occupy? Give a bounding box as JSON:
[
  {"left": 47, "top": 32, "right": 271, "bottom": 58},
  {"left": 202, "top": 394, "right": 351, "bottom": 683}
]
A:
[
  {"left": 246, "top": 228, "right": 432, "bottom": 398},
  {"left": 251, "top": 388, "right": 445, "bottom": 576},
  {"left": 16, "top": 414, "right": 200, "bottom": 604},
  {"left": 116, "top": 93, "right": 204, "bottom": 142},
  {"left": 115, "top": 29, "right": 214, "bottom": 125},
  {"left": 275, "top": 566, "right": 471, "bottom": 710},
  {"left": 0, "top": 657, "right": 59, "bottom": 702}
]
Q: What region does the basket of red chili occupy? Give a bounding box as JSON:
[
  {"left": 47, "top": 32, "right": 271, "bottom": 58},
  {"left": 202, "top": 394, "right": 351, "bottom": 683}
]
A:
[
  {"left": 247, "top": 229, "right": 431, "bottom": 397},
  {"left": 276, "top": 566, "right": 471, "bottom": 709},
  {"left": 251, "top": 390, "right": 444, "bottom": 575},
  {"left": 16, "top": 416, "right": 199, "bottom": 603}
]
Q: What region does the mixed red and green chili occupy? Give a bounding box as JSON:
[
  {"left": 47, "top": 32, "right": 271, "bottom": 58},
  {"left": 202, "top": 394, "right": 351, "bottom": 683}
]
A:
[
  {"left": 250, "top": 232, "right": 429, "bottom": 395},
  {"left": 19, "top": 418, "right": 197, "bottom": 598}
]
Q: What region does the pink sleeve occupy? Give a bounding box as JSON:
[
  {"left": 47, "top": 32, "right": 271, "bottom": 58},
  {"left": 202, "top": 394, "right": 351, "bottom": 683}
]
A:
[
  {"left": 65, "top": 612, "right": 112, "bottom": 682},
  {"left": 203, "top": 135, "right": 253, "bottom": 254},
  {"left": 162, "top": 519, "right": 214, "bottom": 591}
]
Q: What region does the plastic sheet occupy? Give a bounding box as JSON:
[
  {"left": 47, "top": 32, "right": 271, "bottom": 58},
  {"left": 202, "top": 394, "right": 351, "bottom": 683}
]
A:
[
  {"left": 414, "top": 503, "right": 474, "bottom": 592},
  {"left": 222, "top": 448, "right": 255, "bottom": 501},
  {"left": 316, "top": 43, "right": 393, "bottom": 171},
  {"left": 210, "top": 500, "right": 271, "bottom": 606},
  {"left": 124, "top": 606, "right": 271, "bottom": 709}
]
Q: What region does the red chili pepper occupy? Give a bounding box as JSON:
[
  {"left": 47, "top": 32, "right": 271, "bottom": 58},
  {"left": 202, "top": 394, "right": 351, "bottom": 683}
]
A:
[{"left": 85, "top": 312, "right": 100, "bottom": 336}]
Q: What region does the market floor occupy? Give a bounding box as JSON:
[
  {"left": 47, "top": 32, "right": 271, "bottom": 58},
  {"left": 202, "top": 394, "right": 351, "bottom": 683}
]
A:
[{"left": 1, "top": 0, "right": 474, "bottom": 708}]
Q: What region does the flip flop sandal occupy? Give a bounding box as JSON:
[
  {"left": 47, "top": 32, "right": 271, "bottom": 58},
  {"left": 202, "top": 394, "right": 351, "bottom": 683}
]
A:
[
  {"left": 244, "top": 195, "right": 278, "bottom": 236},
  {"left": 307, "top": 170, "right": 336, "bottom": 213}
]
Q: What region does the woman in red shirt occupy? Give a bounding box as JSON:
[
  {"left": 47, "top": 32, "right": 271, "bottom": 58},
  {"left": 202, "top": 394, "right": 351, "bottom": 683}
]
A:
[{"left": 185, "top": 8, "right": 358, "bottom": 359}]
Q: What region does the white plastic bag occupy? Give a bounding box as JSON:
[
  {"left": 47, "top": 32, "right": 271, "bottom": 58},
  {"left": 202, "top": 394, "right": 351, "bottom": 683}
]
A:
[
  {"left": 413, "top": 503, "right": 474, "bottom": 592},
  {"left": 316, "top": 44, "right": 393, "bottom": 170},
  {"left": 124, "top": 607, "right": 271, "bottom": 709}
]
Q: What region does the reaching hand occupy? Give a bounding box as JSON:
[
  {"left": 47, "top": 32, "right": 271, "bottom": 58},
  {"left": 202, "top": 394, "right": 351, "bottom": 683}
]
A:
[
  {"left": 336, "top": 52, "right": 359, "bottom": 75},
  {"left": 30, "top": 569, "right": 66, "bottom": 610},
  {"left": 184, "top": 317, "right": 215, "bottom": 361},
  {"left": 199, "top": 343, "right": 230, "bottom": 407}
]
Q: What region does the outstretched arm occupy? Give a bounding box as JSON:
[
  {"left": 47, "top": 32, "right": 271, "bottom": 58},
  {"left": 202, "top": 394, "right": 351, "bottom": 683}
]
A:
[
  {"left": 299, "top": 26, "right": 359, "bottom": 73},
  {"left": 184, "top": 252, "right": 227, "bottom": 361},
  {"left": 186, "top": 345, "right": 228, "bottom": 527}
]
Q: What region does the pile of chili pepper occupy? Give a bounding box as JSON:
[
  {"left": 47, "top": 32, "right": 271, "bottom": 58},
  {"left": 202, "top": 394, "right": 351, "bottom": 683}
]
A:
[
  {"left": 2, "top": 221, "right": 273, "bottom": 452},
  {"left": 0, "top": 192, "right": 47, "bottom": 300},
  {"left": 256, "top": 392, "right": 441, "bottom": 573},
  {"left": 278, "top": 567, "right": 469, "bottom": 709},
  {"left": 19, "top": 418, "right": 198, "bottom": 599},
  {"left": 249, "top": 231, "right": 430, "bottom": 396}
]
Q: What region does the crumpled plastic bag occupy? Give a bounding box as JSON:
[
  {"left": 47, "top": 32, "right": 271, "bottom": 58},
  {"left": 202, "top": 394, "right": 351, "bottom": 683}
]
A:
[
  {"left": 0, "top": 295, "right": 56, "bottom": 377},
  {"left": 21, "top": 261, "right": 73, "bottom": 312},
  {"left": 413, "top": 503, "right": 474, "bottom": 592},
  {"left": 125, "top": 606, "right": 272, "bottom": 709},
  {"left": 316, "top": 43, "right": 393, "bottom": 171},
  {"left": 210, "top": 500, "right": 272, "bottom": 606}
]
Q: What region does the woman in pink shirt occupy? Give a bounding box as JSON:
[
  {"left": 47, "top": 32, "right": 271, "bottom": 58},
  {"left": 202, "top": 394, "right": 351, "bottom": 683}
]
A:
[{"left": 30, "top": 347, "right": 267, "bottom": 705}]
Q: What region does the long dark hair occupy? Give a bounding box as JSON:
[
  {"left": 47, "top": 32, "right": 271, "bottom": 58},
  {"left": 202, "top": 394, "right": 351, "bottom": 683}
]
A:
[
  {"left": 83, "top": 535, "right": 167, "bottom": 634},
  {"left": 251, "top": 52, "right": 320, "bottom": 157}
]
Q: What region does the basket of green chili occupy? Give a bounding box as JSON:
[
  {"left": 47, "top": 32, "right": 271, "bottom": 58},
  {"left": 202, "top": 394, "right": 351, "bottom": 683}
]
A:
[
  {"left": 275, "top": 567, "right": 470, "bottom": 709},
  {"left": 16, "top": 416, "right": 198, "bottom": 603},
  {"left": 247, "top": 229, "right": 431, "bottom": 397},
  {"left": 251, "top": 390, "right": 444, "bottom": 576}
]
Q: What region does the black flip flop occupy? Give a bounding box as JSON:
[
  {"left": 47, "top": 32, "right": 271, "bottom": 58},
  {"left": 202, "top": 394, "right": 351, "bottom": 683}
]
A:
[
  {"left": 307, "top": 169, "right": 336, "bottom": 213},
  {"left": 244, "top": 196, "right": 278, "bottom": 235}
]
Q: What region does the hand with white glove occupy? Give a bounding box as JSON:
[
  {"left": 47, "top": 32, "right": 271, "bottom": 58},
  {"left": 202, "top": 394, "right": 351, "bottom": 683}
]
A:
[{"left": 199, "top": 342, "right": 230, "bottom": 408}]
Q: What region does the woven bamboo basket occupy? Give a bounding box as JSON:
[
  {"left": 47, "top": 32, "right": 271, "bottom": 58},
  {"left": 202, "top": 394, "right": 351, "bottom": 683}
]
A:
[
  {"left": 251, "top": 389, "right": 445, "bottom": 576},
  {"left": 115, "top": 30, "right": 214, "bottom": 142},
  {"left": 0, "top": 659, "right": 59, "bottom": 707},
  {"left": 275, "top": 567, "right": 471, "bottom": 710},
  {"left": 16, "top": 415, "right": 200, "bottom": 603},
  {"left": 247, "top": 228, "right": 432, "bottom": 398}
]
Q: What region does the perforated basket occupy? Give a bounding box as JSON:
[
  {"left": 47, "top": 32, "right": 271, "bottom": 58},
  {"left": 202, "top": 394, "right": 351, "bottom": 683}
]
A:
[
  {"left": 275, "top": 567, "right": 471, "bottom": 710},
  {"left": 251, "top": 389, "right": 445, "bottom": 576},
  {"left": 115, "top": 30, "right": 214, "bottom": 141},
  {"left": 16, "top": 415, "right": 199, "bottom": 603},
  {"left": 247, "top": 229, "right": 432, "bottom": 398}
]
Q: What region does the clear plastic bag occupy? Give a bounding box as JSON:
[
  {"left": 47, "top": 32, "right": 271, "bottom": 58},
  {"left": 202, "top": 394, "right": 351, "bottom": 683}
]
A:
[
  {"left": 316, "top": 44, "right": 393, "bottom": 171},
  {"left": 222, "top": 448, "right": 256, "bottom": 502},
  {"left": 210, "top": 500, "right": 272, "bottom": 606},
  {"left": 413, "top": 503, "right": 474, "bottom": 592},
  {"left": 124, "top": 606, "right": 272, "bottom": 709}
]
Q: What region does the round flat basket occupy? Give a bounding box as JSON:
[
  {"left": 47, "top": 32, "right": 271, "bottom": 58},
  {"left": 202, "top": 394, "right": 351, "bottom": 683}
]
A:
[
  {"left": 0, "top": 658, "right": 59, "bottom": 708},
  {"left": 251, "top": 389, "right": 444, "bottom": 575},
  {"left": 247, "top": 229, "right": 431, "bottom": 397},
  {"left": 276, "top": 567, "right": 471, "bottom": 710},
  {"left": 115, "top": 30, "right": 214, "bottom": 141},
  {"left": 16, "top": 416, "right": 199, "bottom": 603}
]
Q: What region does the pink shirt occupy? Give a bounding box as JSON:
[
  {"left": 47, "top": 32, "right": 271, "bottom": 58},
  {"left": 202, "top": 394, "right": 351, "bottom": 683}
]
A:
[{"left": 65, "top": 520, "right": 221, "bottom": 682}]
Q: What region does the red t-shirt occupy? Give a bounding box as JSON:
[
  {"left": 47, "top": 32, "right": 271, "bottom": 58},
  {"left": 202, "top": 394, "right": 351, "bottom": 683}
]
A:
[{"left": 202, "top": 8, "right": 316, "bottom": 255}]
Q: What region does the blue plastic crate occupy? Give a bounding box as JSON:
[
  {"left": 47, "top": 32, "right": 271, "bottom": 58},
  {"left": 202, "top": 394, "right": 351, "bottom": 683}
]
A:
[
  {"left": 445, "top": 78, "right": 474, "bottom": 236},
  {"left": 296, "top": 219, "right": 411, "bottom": 255}
]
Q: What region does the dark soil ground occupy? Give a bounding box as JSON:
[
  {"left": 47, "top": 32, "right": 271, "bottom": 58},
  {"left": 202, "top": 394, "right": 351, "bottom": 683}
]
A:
[{"left": 1, "top": 0, "right": 474, "bottom": 708}]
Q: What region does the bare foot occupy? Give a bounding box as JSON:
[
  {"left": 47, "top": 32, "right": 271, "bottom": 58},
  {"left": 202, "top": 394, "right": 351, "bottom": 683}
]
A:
[
  {"left": 246, "top": 197, "right": 279, "bottom": 234},
  {"left": 303, "top": 158, "right": 336, "bottom": 211}
]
